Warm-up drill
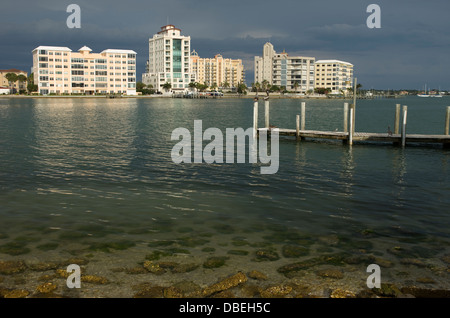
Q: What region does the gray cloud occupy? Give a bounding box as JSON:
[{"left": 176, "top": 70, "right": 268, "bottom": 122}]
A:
[{"left": 1, "top": 0, "right": 449, "bottom": 89}]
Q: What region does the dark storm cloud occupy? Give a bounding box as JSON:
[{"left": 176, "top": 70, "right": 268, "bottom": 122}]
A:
[{"left": 1, "top": 0, "right": 450, "bottom": 89}]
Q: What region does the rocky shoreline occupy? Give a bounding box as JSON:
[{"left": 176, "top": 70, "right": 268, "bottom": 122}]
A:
[{"left": 1, "top": 254, "right": 449, "bottom": 298}]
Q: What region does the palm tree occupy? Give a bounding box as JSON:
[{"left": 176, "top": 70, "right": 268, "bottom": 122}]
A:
[
  {"left": 293, "top": 81, "right": 299, "bottom": 93},
  {"left": 162, "top": 82, "right": 172, "bottom": 92},
  {"left": 17, "top": 74, "right": 27, "bottom": 93},
  {"left": 261, "top": 79, "right": 269, "bottom": 92},
  {"left": 237, "top": 82, "right": 247, "bottom": 95},
  {"left": 254, "top": 82, "right": 260, "bottom": 93},
  {"left": 188, "top": 82, "right": 197, "bottom": 92},
  {"left": 356, "top": 83, "right": 362, "bottom": 97},
  {"left": 5, "top": 73, "right": 18, "bottom": 94}
]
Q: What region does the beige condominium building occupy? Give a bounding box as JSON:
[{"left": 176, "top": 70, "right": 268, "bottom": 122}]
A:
[
  {"left": 0, "top": 68, "right": 28, "bottom": 93},
  {"left": 255, "top": 42, "right": 315, "bottom": 93},
  {"left": 190, "top": 50, "right": 245, "bottom": 89},
  {"left": 32, "top": 46, "right": 137, "bottom": 95},
  {"left": 142, "top": 25, "right": 196, "bottom": 93},
  {"left": 314, "top": 60, "right": 354, "bottom": 95}
]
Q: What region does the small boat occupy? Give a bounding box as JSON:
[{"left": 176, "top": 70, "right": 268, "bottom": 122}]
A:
[
  {"left": 417, "top": 94, "right": 443, "bottom": 98},
  {"left": 417, "top": 84, "right": 443, "bottom": 97}
]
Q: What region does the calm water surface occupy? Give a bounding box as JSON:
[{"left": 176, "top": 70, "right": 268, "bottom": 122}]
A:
[{"left": 0, "top": 96, "right": 449, "bottom": 297}]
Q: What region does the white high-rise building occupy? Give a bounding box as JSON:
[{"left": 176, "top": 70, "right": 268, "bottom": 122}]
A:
[
  {"left": 31, "top": 45, "right": 137, "bottom": 95},
  {"left": 254, "top": 42, "right": 315, "bottom": 93},
  {"left": 254, "top": 42, "right": 275, "bottom": 85},
  {"left": 142, "top": 25, "right": 196, "bottom": 93},
  {"left": 314, "top": 60, "right": 354, "bottom": 95}
]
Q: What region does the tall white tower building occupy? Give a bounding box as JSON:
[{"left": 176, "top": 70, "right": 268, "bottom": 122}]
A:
[
  {"left": 254, "top": 42, "right": 275, "bottom": 85},
  {"left": 142, "top": 25, "right": 196, "bottom": 93}
]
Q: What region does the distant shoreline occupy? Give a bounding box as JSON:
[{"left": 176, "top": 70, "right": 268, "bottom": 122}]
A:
[{"left": 0, "top": 94, "right": 358, "bottom": 100}]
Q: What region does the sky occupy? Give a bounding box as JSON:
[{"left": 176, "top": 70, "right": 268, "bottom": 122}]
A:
[{"left": 1, "top": 0, "right": 450, "bottom": 90}]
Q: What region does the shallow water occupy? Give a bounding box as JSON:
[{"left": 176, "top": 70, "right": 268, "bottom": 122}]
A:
[{"left": 0, "top": 96, "right": 449, "bottom": 297}]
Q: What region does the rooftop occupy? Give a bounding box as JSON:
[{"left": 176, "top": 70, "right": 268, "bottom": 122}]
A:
[
  {"left": 315, "top": 59, "right": 353, "bottom": 66},
  {"left": 0, "top": 68, "right": 27, "bottom": 73},
  {"left": 78, "top": 46, "right": 92, "bottom": 52},
  {"left": 101, "top": 49, "right": 137, "bottom": 54},
  {"left": 32, "top": 46, "right": 72, "bottom": 52}
]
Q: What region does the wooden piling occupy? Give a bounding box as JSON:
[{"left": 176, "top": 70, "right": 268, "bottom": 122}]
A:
[
  {"left": 296, "top": 114, "right": 300, "bottom": 141},
  {"left": 253, "top": 98, "right": 258, "bottom": 139},
  {"left": 265, "top": 98, "right": 270, "bottom": 128},
  {"left": 395, "top": 104, "right": 401, "bottom": 135},
  {"left": 349, "top": 106, "right": 354, "bottom": 146},
  {"left": 401, "top": 105, "right": 408, "bottom": 147},
  {"left": 343, "top": 103, "right": 349, "bottom": 133},
  {"left": 301, "top": 102, "right": 306, "bottom": 131},
  {"left": 445, "top": 106, "right": 450, "bottom": 135},
  {"left": 352, "top": 78, "right": 357, "bottom": 133}
]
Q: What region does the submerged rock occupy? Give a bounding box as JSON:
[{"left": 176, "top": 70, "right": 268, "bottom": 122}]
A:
[
  {"left": 400, "top": 258, "right": 427, "bottom": 267},
  {"left": 0, "top": 242, "right": 30, "bottom": 255},
  {"left": 163, "top": 286, "right": 183, "bottom": 298},
  {"left": 248, "top": 270, "right": 268, "bottom": 281},
  {"left": 133, "top": 285, "right": 165, "bottom": 298},
  {"left": 254, "top": 249, "right": 280, "bottom": 261},
  {"left": 400, "top": 286, "right": 450, "bottom": 298},
  {"left": 172, "top": 281, "right": 202, "bottom": 297},
  {"left": 171, "top": 263, "right": 199, "bottom": 273},
  {"left": 0, "top": 260, "right": 27, "bottom": 275},
  {"left": 82, "top": 275, "right": 109, "bottom": 284},
  {"left": 3, "top": 289, "right": 30, "bottom": 298},
  {"left": 316, "top": 269, "right": 344, "bottom": 279},
  {"left": 177, "top": 236, "right": 209, "bottom": 247},
  {"left": 203, "top": 256, "right": 229, "bottom": 269},
  {"left": 277, "top": 253, "right": 348, "bottom": 276},
  {"left": 331, "top": 289, "right": 356, "bottom": 298},
  {"left": 125, "top": 267, "right": 148, "bottom": 274},
  {"left": 373, "top": 283, "right": 402, "bottom": 297},
  {"left": 282, "top": 245, "right": 309, "bottom": 258},
  {"left": 260, "top": 285, "right": 293, "bottom": 298},
  {"left": 143, "top": 261, "right": 166, "bottom": 275},
  {"left": 318, "top": 235, "right": 340, "bottom": 246},
  {"left": 202, "top": 272, "right": 248, "bottom": 297},
  {"left": 28, "top": 262, "right": 61, "bottom": 271},
  {"left": 227, "top": 249, "right": 249, "bottom": 256},
  {"left": 36, "top": 282, "right": 57, "bottom": 294}
]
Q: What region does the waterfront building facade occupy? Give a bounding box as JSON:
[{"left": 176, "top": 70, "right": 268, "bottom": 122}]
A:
[
  {"left": 272, "top": 52, "right": 315, "bottom": 93},
  {"left": 190, "top": 50, "right": 245, "bottom": 89},
  {"left": 0, "top": 68, "right": 28, "bottom": 93},
  {"left": 142, "top": 25, "right": 196, "bottom": 93},
  {"left": 254, "top": 42, "right": 275, "bottom": 86},
  {"left": 32, "top": 46, "right": 137, "bottom": 95},
  {"left": 314, "top": 60, "right": 354, "bottom": 95},
  {"left": 254, "top": 42, "right": 315, "bottom": 93}
]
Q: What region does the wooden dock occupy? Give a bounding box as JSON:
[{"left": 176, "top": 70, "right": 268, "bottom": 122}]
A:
[{"left": 254, "top": 97, "right": 450, "bottom": 148}]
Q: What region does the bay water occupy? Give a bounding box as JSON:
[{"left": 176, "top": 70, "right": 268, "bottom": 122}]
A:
[{"left": 0, "top": 96, "right": 449, "bottom": 297}]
